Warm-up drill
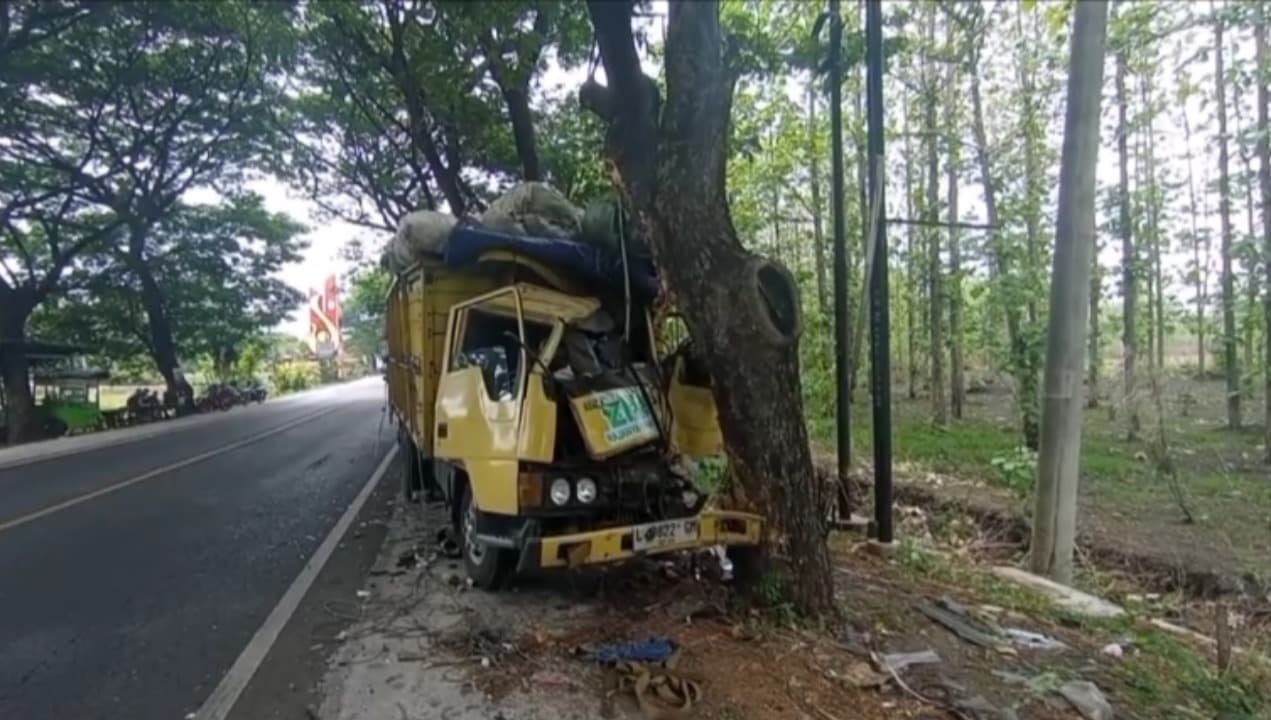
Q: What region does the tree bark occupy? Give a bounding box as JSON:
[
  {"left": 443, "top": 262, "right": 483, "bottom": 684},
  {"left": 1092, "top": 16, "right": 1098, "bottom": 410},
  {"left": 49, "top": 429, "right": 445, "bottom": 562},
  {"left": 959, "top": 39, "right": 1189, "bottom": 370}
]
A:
[
  {"left": 583, "top": 0, "right": 832, "bottom": 614},
  {"left": 0, "top": 287, "right": 38, "bottom": 444},
  {"left": 1030, "top": 0, "right": 1108, "bottom": 584},
  {"left": 1214, "top": 12, "right": 1241, "bottom": 429},
  {"left": 1256, "top": 8, "right": 1271, "bottom": 462},
  {"left": 808, "top": 79, "right": 828, "bottom": 316},
  {"left": 1116, "top": 50, "right": 1140, "bottom": 440},
  {"left": 924, "top": 8, "right": 946, "bottom": 426},
  {"left": 125, "top": 225, "right": 194, "bottom": 412},
  {"left": 501, "top": 85, "right": 542, "bottom": 181}
]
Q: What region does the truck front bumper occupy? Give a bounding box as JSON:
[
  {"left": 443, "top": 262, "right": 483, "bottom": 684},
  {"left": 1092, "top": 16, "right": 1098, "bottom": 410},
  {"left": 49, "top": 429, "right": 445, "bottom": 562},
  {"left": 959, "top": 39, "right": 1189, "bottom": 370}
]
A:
[{"left": 516, "top": 509, "right": 762, "bottom": 572}]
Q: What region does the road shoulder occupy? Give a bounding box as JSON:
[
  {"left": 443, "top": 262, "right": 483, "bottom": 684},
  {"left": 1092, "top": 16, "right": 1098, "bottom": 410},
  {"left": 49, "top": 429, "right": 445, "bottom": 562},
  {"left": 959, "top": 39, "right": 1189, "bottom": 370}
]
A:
[{"left": 223, "top": 458, "right": 399, "bottom": 720}]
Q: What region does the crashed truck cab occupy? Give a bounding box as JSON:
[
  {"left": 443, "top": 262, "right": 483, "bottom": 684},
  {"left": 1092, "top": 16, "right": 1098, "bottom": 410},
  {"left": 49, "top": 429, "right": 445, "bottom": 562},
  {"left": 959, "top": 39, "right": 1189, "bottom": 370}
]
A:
[{"left": 386, "top": 214, "right": 761, "bottom": 589}]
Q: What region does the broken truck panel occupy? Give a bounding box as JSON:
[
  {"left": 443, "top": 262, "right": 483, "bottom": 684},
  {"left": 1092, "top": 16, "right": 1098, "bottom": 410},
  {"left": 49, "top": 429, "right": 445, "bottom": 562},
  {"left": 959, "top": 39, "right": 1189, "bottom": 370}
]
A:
[{"left": 384, "top": 221, "right": 758, "bottom": 589}]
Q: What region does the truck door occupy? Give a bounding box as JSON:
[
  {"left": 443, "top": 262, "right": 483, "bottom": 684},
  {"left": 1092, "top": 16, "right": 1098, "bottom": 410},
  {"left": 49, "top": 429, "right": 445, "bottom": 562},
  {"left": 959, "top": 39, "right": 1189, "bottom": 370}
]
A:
[{"left": 433, "top": 288, "right": 531, "bottom": 514}]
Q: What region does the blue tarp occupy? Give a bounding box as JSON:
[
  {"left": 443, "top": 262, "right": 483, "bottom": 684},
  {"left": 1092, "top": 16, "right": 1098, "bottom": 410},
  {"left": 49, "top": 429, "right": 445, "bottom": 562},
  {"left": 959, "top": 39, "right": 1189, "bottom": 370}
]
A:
[{"left": 444, "top": 222, "right": 659, "bottom": 299}]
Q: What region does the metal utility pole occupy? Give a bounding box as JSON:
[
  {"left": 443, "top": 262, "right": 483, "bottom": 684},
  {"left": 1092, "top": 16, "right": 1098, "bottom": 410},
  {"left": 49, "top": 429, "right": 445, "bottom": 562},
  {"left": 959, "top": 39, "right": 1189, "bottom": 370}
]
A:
[
  {"left": 828, "top": 0, "right": 852, "bottom": 516},
  {"left": 865, "top": 0, "right": 893, "bottom": 544}
]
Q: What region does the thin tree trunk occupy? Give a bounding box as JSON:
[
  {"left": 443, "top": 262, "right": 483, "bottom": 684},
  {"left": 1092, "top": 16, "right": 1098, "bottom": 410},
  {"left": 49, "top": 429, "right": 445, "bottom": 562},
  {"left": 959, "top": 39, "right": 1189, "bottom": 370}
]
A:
[
  {"left": 925, "top": 8, "right": 946, "bottom": 425},
  {"left": 1256, "top": 8, "right": 1271, "bottom": 462},
  {"left": 1182, "top": 88, "right": 1207, "bottom": 377},
  {"left": 1214, "top": 10, "right": 1241, "bottom": 429},
  {"left": 1143, "top": 76, "right": 1165, "bottom": 372},
  {"left": 1234, "top": 78, "right": 1258, "bottom": 395},
  {"left": 971, "top": 38, "right": 1031, "bottom": 446},
  {"left": 583, "top": 0, "right": 832, "bottom": 614},
  {"left": 808, "top": 79, "right": 828, "bottom": 316},
  {"left": 1116, "top": 50, "right": 1140, "bottom": 439},
  {"left": 1031, "top": 0, "right": 1108, "bottom": 584},
  {"left": 1089, "top": 237, "right": 1101, "bottom": 408},
  {"left": 945, "top": 26, "right": 964, "bottom": 421},
  {"left": 904, "top": 99, "right": 918, "bottom": 401},
  {"left": 501, "top": 86, "right": 542, "bottom": 181}
]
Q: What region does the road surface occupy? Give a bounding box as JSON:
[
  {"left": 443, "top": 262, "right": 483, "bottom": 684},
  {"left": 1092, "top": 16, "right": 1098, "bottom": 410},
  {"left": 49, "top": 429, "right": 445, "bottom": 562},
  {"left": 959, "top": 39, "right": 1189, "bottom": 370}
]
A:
[{"left": 0, "top": 379, "right": 392, "bottom": 720}]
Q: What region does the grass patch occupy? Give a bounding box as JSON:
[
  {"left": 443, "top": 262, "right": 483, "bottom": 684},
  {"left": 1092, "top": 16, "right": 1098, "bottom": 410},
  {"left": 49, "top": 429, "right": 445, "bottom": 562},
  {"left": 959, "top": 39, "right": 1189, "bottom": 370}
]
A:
[{"left": 1113, "top": 625, "right": 1268, "bottom": 717}]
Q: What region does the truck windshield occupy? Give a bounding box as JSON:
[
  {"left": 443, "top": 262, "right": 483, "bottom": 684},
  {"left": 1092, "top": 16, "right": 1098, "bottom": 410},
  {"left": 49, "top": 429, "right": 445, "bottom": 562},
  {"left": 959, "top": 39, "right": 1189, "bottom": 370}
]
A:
[{"left": 454, "top": 306, "right": 551, "bottom": 401}]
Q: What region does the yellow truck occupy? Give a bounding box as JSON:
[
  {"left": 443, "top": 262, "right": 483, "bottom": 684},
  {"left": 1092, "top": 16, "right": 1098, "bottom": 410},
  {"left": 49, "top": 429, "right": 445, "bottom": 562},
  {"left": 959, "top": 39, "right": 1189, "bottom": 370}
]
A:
[{"left": 385, "top": 220, "right": 760, "bottom": 588}]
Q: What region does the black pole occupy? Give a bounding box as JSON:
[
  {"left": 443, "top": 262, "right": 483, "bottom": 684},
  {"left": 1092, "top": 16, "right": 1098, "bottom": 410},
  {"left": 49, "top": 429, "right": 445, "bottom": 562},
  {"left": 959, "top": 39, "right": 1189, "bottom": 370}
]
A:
[
  {"left": 865, "top": 0, "right": 893, "bottom": 543},
  {"left": 828, "top": 0, "right": 852, "bottom": 517}
]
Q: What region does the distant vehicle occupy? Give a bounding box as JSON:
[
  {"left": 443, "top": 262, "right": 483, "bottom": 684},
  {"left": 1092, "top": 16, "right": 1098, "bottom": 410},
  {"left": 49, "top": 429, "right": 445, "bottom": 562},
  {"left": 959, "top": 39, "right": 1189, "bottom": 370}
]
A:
[
  {"left": 33, "top": 366, "right": 110, "bottom": 437},
  {"left": 198, "top": 383, "right": 241, "bottom": 412},
  {"left": 243, "top": 382, "right": 267, "bottom": 404}
]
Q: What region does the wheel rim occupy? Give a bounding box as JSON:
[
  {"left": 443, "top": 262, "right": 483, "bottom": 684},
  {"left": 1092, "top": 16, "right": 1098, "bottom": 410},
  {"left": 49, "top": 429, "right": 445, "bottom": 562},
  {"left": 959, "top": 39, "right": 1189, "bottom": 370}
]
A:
[{"left": 464, "top": 496, "right": 485, "bottom": 565}]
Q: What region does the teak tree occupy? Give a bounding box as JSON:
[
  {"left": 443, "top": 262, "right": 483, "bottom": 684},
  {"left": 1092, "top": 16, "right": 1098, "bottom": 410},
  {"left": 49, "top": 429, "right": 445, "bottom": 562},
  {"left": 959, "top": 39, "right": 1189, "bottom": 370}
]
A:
[{"left": 581, "top": 0, "right": 833, "bottom": 615}]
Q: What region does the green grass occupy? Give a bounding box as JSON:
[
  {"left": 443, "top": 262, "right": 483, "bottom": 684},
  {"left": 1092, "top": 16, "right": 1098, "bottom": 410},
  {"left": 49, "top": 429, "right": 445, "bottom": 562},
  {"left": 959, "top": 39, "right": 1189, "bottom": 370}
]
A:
[{"left": 896, "top": 537, "right": 1270, "bottom": 719}]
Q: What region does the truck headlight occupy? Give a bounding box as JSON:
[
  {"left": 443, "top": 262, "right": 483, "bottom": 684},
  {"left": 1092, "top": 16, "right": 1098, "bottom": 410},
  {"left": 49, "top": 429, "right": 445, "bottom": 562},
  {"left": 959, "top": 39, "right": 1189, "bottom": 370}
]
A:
[
  {"left": 549, "top": 478, "right": 572, "bottom": 506},
  {"left": 575, "top": 477, "right": 597, "bottom": 504}
]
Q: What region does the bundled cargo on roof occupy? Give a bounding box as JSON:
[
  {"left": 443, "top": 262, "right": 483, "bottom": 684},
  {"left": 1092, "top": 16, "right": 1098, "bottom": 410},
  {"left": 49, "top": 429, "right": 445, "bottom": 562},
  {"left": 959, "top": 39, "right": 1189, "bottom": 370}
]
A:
[
  {"left": 382, "top": 183, "right": 656, "bottom": 299},
  {"left": 384, "top": 182, "right": 582, "bottom": 273}
]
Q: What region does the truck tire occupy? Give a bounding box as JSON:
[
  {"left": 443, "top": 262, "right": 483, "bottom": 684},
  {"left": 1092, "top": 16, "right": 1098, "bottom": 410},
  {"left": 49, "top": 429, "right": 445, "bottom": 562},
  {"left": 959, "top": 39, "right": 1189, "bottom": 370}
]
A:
[
  {"left": 460, "top": 484, "right": 514, "bottom": 590},
  {"left": 399, "top": 431, "right": 421, "bottom": 502}
]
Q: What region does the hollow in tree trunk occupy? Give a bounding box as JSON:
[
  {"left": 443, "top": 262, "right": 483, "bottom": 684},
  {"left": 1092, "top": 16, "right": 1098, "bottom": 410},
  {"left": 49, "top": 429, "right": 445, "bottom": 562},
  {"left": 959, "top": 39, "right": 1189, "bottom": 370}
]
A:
[{"left": 582, "top": 0, "right": 832, "bottom": 615}]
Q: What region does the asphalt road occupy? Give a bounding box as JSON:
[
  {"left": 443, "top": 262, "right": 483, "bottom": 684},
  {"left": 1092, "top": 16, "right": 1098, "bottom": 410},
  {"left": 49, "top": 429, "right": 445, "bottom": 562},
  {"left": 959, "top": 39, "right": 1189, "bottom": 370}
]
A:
[{"left": 0, "top": 379, "right": 392, "bottom": 720}]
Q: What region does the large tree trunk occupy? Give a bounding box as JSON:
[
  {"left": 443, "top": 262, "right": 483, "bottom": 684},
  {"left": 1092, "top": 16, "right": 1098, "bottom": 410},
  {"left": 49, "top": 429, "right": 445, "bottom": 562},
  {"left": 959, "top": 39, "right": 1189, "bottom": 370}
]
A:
[
  {"left": 1215, "top": 14, "right": 1241, "bottom": 429},
  {"left": 970, "top": 41, "right": 1032, "bottom": 447},
  {"left": 0, "top": 288, "right": 38, "bottom": 444},
  {"left": 583, "top": 0, "right": 832, "bottom": 614},
  {"left": 924, "top": 8, "right": 946, "bottom": 425},
  {"left": 808, "top": 79, "right": 828, "bottom": 316},
  {"left": 1116, "top": 50, "right": 1140, "bottom": 440},
  {"left": 126, "top": 226, "right": 194, "bottom": 413},
  {"left": 1257, "top": 8, "right": 1271, "bottom": 463},
  {"left": 1030, "top": 0, "right": 1108, "bottom": 583}
]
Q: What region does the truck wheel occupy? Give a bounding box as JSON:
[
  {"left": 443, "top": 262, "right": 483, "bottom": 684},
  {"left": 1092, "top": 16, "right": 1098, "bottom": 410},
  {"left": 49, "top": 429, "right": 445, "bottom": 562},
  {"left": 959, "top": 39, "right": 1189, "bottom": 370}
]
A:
[{"left": 460, "top": 484, "right": 514, "bottom": 590}]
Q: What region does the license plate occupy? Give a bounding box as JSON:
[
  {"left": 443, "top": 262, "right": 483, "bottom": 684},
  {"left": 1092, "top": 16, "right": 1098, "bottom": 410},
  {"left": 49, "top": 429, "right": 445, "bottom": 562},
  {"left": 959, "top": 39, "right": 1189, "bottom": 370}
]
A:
[{"left": 632, "top": 518, "right": 700, "bottom": 552}]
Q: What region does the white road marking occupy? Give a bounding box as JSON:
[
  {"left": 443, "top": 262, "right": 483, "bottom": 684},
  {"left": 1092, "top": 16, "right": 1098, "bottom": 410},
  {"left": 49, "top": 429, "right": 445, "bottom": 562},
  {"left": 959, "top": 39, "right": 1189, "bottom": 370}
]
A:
[
  {"left": 0, "top": 407, "right": 338, "bottom": 534},
  {"left": 194, "top": 444, "right": 398, "bottom": 720}
]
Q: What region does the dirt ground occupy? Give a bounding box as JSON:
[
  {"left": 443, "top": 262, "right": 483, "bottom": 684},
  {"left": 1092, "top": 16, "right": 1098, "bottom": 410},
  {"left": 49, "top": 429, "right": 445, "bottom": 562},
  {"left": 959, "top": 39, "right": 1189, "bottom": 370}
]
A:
[{"left": 314, "top": 492, "right": 1269, "bottom": 720}]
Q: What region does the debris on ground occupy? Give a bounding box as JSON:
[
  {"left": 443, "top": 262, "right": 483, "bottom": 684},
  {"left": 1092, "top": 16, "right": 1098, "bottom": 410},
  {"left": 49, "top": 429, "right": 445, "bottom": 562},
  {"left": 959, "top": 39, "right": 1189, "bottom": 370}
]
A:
[
  {"left": 1058, "top": 680, "right": 1114, "bottom": 720},
  {"left": 1001, "top": 627, "right": 1066, "bottom": 651},
  {"left": 587, "top": 637, "right": 676, "bottom": 664},
  {"left": 879, "top": 649, "right": 941, "bottom": 673},
  {"left": 918, "top": 597, "right": 1005, "bottom": 649}
]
